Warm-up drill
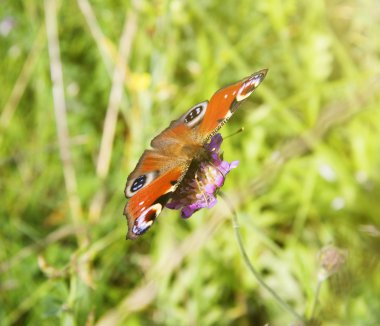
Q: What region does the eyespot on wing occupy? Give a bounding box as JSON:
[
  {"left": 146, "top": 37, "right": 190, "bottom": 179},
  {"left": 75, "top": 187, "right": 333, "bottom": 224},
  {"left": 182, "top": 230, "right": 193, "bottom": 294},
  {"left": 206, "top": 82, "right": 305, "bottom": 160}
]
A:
[
  {"left": 128, "top": 204, "right": 162, "bottom": 240},
  {"left": 236, "top": 69, "right": 268, "bottom": 102},
  {"left": 125, "top": 171, "right": 158, "bottom": 198},
  {"left": 181, "top": 101, "right": 208, "bottom": 128}
]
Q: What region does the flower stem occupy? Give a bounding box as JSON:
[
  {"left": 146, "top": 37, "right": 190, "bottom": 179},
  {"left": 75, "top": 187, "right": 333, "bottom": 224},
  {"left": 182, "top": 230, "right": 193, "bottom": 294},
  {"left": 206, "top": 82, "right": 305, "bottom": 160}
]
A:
[
  {"left": 310, "top": 278, "right": 323, "bottom": 319},
  {"left": 220, "top": 192, "right": 306, "bottom": 324}
]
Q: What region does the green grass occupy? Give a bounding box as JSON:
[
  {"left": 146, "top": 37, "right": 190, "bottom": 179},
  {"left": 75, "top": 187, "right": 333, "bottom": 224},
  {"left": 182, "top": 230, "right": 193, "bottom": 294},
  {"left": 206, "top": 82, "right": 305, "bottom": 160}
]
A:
[{"left": 1, "top": 0, "right": 380, "bottom": 325}]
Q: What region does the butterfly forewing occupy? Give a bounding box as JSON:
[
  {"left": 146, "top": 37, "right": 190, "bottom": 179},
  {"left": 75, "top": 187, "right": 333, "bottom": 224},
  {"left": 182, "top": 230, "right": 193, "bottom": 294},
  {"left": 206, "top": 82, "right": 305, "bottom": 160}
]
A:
[{"left": 198, "top": 69, "right": 267, "bottom": 140}]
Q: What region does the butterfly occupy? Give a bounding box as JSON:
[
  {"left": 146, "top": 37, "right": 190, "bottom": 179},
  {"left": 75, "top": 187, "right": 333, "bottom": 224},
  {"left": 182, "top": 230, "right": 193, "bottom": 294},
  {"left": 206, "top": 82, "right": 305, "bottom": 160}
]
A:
[{"left": 124, "top": 69, "right": 268, "bottom": 239}]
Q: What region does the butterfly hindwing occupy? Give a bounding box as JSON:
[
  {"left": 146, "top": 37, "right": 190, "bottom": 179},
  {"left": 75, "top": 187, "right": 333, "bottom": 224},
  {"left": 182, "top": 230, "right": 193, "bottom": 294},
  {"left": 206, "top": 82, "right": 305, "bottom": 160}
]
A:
[{"left": 125, "top": 164, "right": 184, "bottom": 239}]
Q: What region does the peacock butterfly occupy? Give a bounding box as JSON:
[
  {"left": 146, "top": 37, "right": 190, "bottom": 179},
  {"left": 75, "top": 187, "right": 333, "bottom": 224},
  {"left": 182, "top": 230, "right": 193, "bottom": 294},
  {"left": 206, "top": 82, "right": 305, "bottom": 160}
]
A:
[{"left": 124, "top": 69, "right": 268, "bottom": 239}]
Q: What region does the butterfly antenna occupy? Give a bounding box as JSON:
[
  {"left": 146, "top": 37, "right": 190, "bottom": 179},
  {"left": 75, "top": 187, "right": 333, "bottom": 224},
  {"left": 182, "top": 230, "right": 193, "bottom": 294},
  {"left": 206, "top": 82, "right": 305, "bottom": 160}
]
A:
[{"left": 224, "top": 127, "right": 244, "bottom": 140}]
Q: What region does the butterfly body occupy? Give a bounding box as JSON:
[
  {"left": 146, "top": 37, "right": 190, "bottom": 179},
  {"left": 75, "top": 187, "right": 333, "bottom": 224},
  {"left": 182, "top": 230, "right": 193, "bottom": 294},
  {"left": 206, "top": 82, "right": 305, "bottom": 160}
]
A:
[{"left": 124, "top": 69, "right": 268, "bottom": 239}]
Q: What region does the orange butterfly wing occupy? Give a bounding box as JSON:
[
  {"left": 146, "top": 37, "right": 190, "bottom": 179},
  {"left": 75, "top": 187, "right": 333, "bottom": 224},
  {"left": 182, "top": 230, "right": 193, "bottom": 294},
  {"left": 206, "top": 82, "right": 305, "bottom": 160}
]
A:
[
  {"left": 198, "top": 69, "right": 268, "bottom": 139},
  {"left": 125, "top": 165, "right": 184, "bottom": 240}
]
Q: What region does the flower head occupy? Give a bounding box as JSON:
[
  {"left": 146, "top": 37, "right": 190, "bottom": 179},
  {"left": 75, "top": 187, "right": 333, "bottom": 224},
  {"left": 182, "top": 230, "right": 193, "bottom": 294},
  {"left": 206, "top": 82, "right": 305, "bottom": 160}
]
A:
[
  {"left": 317, "top": 245, "right": 348, "bottom": 281},
  {"left": 166, "top": 133, "right": 238, "bottom": 218}
]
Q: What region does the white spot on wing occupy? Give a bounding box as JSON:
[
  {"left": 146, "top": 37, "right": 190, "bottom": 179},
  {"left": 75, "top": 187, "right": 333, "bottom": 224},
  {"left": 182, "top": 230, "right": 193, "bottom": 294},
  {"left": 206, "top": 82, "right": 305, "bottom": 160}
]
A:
[
  {"left": 165, "top": 185, "right": 176, "bottom": 194},
  {"left": 225, "top": 110, "right": 233, "bottom": 119}
]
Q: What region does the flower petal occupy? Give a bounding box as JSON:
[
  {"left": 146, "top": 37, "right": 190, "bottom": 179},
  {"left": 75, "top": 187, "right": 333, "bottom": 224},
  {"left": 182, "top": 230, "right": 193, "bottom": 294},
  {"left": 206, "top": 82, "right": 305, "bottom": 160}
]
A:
[
  {"left": 207, "top": 133, "right": 223, "bottom": 152},
  {"left": 214, "top": 174, "right": 225, "bottom": 187},
  {"left": 204, "top": 184, "right": 217, "bottom": 194},
  {"left": 181, "top": 203, "right": 201, "bottom": 219},
  {"left": 207, "top": 197, "right": 218, "bottom": 208},
  {"left": 230, "top": 160, "right": 239, "bottom": 169}
]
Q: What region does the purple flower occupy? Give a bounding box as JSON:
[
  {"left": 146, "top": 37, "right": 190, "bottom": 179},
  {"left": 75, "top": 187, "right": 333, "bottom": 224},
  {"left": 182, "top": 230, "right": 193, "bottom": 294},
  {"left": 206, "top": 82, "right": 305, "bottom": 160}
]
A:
[{"left": 166, "top": 133, "right": 238, "bottom": 218}]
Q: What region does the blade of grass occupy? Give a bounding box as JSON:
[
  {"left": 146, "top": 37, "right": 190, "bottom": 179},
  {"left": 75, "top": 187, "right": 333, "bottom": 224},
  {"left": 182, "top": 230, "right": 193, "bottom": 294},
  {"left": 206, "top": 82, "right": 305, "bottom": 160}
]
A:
[
  {"left": 89, "top": 6, "right": 138, "bottom": 223},
  {"left": 44, "top": 0, "right": 85, "bottom": 246},
  {"left": 76, "top": 0, "right": 115, "bottom": 77},
  {"left": 0, "top": 25, "right": 45, "bottom": 133},
  {"left": 96, "top": 8, "right": 137, "bottom": 179}
]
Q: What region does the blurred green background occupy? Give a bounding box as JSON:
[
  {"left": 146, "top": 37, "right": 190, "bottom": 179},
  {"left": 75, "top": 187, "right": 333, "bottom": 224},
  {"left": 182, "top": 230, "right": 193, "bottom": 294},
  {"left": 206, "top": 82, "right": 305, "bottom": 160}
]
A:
[{"left": 1, "top": 0, "right": 380, "bottom": 325}]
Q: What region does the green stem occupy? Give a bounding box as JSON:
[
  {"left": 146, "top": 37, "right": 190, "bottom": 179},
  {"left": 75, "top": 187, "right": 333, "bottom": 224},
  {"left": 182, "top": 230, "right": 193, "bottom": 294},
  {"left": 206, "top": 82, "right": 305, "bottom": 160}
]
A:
[
  {"left": 220, "top": 192, "right": 306, "bottom": 324},
  {"left": 310, "top": 278, "right": 323, "bottom": 320}
]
